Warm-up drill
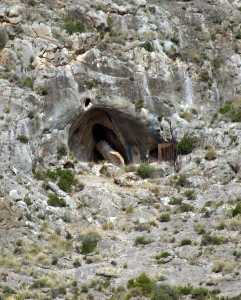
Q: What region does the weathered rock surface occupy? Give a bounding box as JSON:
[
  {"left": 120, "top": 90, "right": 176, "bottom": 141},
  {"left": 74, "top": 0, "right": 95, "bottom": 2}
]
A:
[{"left": 1, "top": 0, "right": 241, "bottom": 299}]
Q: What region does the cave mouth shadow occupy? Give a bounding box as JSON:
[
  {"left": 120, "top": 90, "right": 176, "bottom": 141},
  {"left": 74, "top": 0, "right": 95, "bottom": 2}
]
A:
[
  {"left": 92, "top": 123, "right": 128, "bottom": 163},
  {"left": 68, "top": 107, "right": 160, "bottom": 165}
]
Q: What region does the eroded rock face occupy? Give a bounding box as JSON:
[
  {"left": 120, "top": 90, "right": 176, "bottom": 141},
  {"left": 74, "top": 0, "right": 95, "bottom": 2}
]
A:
[
  {"left": 1, "top": 1, "right": 241, "bottom": 297},
  {"left": 0, "top": 0, "right": 240, "bottom": 174}
]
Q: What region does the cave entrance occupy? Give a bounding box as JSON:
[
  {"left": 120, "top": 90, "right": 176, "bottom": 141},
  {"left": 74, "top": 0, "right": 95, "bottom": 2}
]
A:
[
  {"left": 68, "top": 107, "right": 160, "bottom": 166},
  {"left": 92, "top": 124, "right": 128, "bottom": 165}
]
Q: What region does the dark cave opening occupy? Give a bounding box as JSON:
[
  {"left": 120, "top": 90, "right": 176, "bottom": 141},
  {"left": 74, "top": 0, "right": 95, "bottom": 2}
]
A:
[
  {"left": 68, "top": 107, "right": 160, "bottom": 165},
  {"left": 92, "top": 123, "right": 128, "bottom": 164},
  {"left": 149, "top": 147, "right": 158, "bottom": 162},
  {"left": 84, "top": 98, "right": 91, "bottom": 108}
]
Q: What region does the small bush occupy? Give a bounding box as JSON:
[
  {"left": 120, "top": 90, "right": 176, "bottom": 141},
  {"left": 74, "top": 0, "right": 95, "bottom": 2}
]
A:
[
  {"left": 127, "top": 273, "right": 154, "bottom": 296},
  {"left": 47, "top": 168, "right": 75, "bottom": 192},
  {"left": 212, "top": 259, "right": 235, "bottom": 274},
  {"left": 140, "top": 41, "right": 154, "bottom": 52},
  {"left": 201, "top": 233, "right": 226, "bottom": 246},
  {"left": 219, "top": 102, "right": 233, "bottom": 114},
  {"left": 173, "top": 174, "right": 189, "bottom": 188},
  {"left": 17, "top": 135, "right": 29, "bottom": 144},
  {"left": 178, "top": 203, "right": 194, "bottom": 213},
  {"left": 159, "top": 213, "right": 171, "bottom": 222},
  {"left": 180, "top": 239, "right": 192, "bottom": 246},
  {"left": 169, "top": 197, "right": 183, "bottom": 205},
  {"left": 31, "top": 276, "right": 54, "bottom": 288},
  {"left": 183, "top": 189, "right": 196, "bottom": 200},
  {"left": 47, "top": 193, "right": 66, "bottom": 207},
  {"left": 63, "top": 17, "right": 86, "bottom": 35},
  {"left": 80, "top": 232, "right": 100, "bottom": 255},
  {"left": 155, "top": 251, "right": 171, "bottom": 263},
  {"left": 219, "top": 101, "right": 241, "bottom": 122},
  {"left": 134, "top": 236, "right": 153, "bottom": 246},
  {"left": 22, "top": 77, "right": 34, "bottom": 89},
  {"left": 194, "top": 223, "right": 206, "bottom": 235},
  {"left": 232, "top": 201, "right": 241, "bottom": 217},
  {"left": 177, "top": 134, "right": 197, "bottom": 155},
  {"left": 137, "top": 163, "right": 156, "bottom": 179}
]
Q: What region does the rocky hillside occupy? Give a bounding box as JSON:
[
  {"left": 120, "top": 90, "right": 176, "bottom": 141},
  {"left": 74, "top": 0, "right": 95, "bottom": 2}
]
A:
[{"left": 1, "top": 0, "right": 241, "bottom": 299}]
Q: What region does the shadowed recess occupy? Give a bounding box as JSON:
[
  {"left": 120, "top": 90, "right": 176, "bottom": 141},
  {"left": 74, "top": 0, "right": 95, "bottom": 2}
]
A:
[{"left": 68, "top": 107, "right": 160, "bottom": 164}]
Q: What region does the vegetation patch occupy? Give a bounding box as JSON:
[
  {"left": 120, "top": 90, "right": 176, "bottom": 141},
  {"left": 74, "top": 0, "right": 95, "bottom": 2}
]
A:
[
  {"left": 232, "top": 201, "right": 241, "bottom": 217},
  {"left": 159, "top": 212, "right": 171, "bottom": 222},
  {"left": 177, "top": 134, "right": 197, "bottom": 155},
  {"left": 169, "top": 197, "right": 183, "bottom": 205},
  {"left": 17, "top": 135, "right": 29, "bottom": 144},
  {"left": 46, "top": 168, "right": 76, "bottom": 192},
  {"left": 137, "top": 163, "right": 156, "bottom": 179},
  {"left": 80, "top": 232, "right": 101, "bottom": 255},
  {"left": 63, "top": 17, "right": 86, "bottom": 35},
  {"left": 177, "top": 202, "right": 194, "bottom": 213},
  {"left": 172, "top": 174, "right": 190, "bottom": 188},
  {"left": 47, "top": 193, "right": 66, "bottom": 207},
  {"left": 183, "top": 189, "right": 196, "bottom": 200},
  {"left": 125, "top": 273, "right": 223, "bottom": 300},
  {"left": 140, "top": 41, "right": 154, "bottom": 52},
  {"left": 180, "top": 239, "right": 192, "bottom": 246},
  {"left": 219, "top": 101, "right": 241, "bottom": 122},
  {"left": 134, "top": 236, "right": 154, "bottom": 246},
  {"left": 201, "top": 233, "right": 227, "bottom": 246}
]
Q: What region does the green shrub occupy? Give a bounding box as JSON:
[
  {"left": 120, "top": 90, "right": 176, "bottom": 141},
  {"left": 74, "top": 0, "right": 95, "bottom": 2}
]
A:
[
  {"left": 219, "top": 102, "right": 241, "bottom": 122},
  {"left": 201, "top": 233, "right": 226, "bottom": 246},
  {"left": 183, "top": 189, "right": 196, "bottom": 200},
  {"left": 140, "top": 41, "right": 154, "bottom": 52},
  {"left": 173, "top": 174, "right": 189, "bottom": 187},
  {"left": 159, "top": 213, "right": 171, "bottom": 222},
  {"left": 178, "top": 203, "right": 194, "bottom": 213},
  {"left": 219, "top": 102, "right": 232, "bottom": 114},
  {"left": 152, "top": 284, "right": 179, "bottom": 300},
  {"left": 155, "top": 251, "right": 171, "bottom": 262},
  {"left": 137, "top": 163, "right": 156, "bottom": 179},
  {"left": 169, "top": 197, "right": 183, "bottom": 205},
  {"left": 22, "top": 77, "right": 34, "bottom": 89},
  {"left": 124, "top": 274, "right": 223, "bottom": 300},
  {"left": 17, "top": 135, "right": 29, "bottom": 144},
  {"left": 57, "top": 169, "right": 75, "bottom": 192},
  {"left": 232, "top": 201, "right": 241, "bottom": 217},
  {"left": 47, "top": 193, "right": 66, "bottom": 207},
  {"left": 134, "top": 236, "right": 153, "bottom": 246},
  {"left": 80, "top": 232, "right": 100, "bottom": 255},
  {"left": 127, "top": 273, "right": 154, "bottom": 296},
  {"left": 63, "top": 17, "right": 86, "bottom": 35},
  {"left": 177, "top": 134, "right": 197, "bottom": 155},
  {"left": 47, "top": 168, "right": 75, "bottom": 192},
  {"left": 180, "top": 239, "right": 192, "bottom": 246},
  {"left": 194, "top": 223, "right": 206, "bottom": 235}
]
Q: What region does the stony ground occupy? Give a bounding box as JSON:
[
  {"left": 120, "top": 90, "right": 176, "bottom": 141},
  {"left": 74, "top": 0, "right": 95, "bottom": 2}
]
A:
[
  {"left": 1, "top": 118, "right": 241, "bottom": 299},
  {"left": 1, "top": 0, "right": 241, "bottom": 299}
]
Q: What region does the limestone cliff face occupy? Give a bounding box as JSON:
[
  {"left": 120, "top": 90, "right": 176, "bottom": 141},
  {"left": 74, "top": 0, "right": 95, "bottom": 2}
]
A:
[
  {"left": 2, "top": 2, "right": 241, "bottom": 297},
  {"left": 0, "top": 0, "right": 241, "bottom": 178}
]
